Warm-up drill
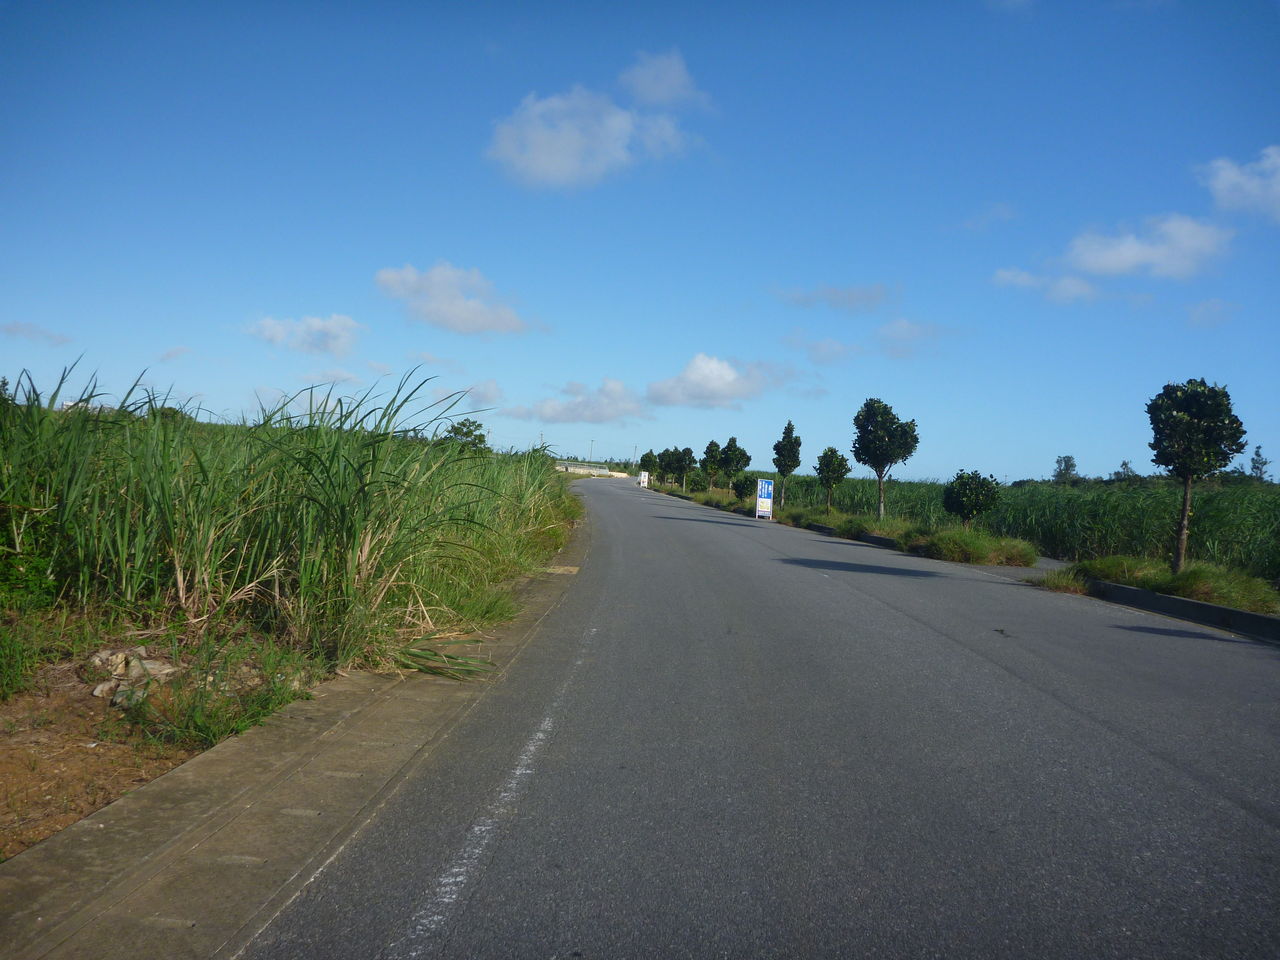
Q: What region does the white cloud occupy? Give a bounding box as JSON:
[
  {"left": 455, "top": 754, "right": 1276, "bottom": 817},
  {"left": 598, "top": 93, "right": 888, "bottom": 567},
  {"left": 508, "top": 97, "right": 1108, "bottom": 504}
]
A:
[
  {"left": 646, "top": 353, "right": 780, "bottom": 408},
  {"left": 487, "top": 73, "right": 692, "bottom": 188},
  {"left": 619, "top": 50, "right": 707, "bottom": 106},
  {"left": 159, "top": 346, "right": 190, "bottom": 362},
  {"left": 1066, "top": 214, "right": 1231, "bottom": 279},
  {"left": 876, "top": 319, "right": 941, "bottom": 359},
  {"left": 1201, "top": 145, "right": 1280, "bottom": 222},
  {"left": 781, "top": 284, "right": 888, "bottom": 313},
  {"left": 2, "top": 321, "right": 70, "bottom": 345},
  {"left": 993, "top": 268, "right": 1096, "bottom": 303},
  {"left": 377, "top": 261, "right": 524, "bottom": 334},
  {"left": 252, "top": 314, "right": 361, "bottom": 356},
  {"left": 1188, "top": 299, "right": 1235, "bottom": 329},
  {"left": 504, "top": 378, "right": 646, "bottom": 424}
]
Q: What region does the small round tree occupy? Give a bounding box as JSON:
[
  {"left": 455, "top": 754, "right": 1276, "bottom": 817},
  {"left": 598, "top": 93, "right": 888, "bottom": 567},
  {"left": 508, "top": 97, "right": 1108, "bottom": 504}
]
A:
[
  {"left": 943, "top": 471, "right": 1001, "bottom": 528},
  {"left": 1146, "top": 378, "right": 1246, "bottom": 573},
  {"left": 815, "top": 447, "right": 851, "bottom": 514},
  {"left": 731, "top": 474, "right": 755, "bottom": 502}
]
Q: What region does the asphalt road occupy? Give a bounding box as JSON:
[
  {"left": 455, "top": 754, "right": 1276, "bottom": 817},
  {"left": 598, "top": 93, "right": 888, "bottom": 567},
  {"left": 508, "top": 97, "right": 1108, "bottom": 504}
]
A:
[{"left": 241, "top": 478, "right": 1280, "bottom": 959}]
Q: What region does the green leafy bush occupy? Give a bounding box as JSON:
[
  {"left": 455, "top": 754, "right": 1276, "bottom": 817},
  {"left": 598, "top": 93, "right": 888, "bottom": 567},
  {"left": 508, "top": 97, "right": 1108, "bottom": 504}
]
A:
[{"left": 943, "top": 471, "right": 1000, "bottom": 527}]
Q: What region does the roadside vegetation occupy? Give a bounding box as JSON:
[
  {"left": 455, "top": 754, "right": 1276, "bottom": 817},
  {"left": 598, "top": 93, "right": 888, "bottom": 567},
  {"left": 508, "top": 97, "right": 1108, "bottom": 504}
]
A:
[
  {"left": 639, "top": 380, "right": 1279, "bottom": 611},
  {"left": 0, "top": 369, "right": 580, "bottom": 741}
]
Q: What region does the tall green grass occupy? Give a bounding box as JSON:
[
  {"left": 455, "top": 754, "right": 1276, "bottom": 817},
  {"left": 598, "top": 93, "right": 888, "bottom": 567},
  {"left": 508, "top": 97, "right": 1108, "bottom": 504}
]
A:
[
  {"left": 767, "top": 472, "right": 1280, "bottom": 579},
  {"left": 1, "top": 369, "right": 579, "bottom": 709}
]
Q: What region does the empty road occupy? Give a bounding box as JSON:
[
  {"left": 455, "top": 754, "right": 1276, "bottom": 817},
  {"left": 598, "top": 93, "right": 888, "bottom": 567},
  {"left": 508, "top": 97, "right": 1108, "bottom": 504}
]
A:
[{"left": 242, "top": 477, "right": 1280, "bottom": 959}]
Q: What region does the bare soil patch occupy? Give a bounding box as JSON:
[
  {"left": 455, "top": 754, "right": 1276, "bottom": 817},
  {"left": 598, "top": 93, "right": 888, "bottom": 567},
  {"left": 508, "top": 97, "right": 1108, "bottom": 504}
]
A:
[{"left": 0, "top": 662, "right": 195, "bottom": 862}]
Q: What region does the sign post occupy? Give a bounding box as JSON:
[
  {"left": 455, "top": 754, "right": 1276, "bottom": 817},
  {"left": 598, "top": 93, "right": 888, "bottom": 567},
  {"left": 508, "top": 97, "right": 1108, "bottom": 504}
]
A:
[
  {"left": 638, "top": 471, "right": 649, "bottom": 488},
  {"left": 755, "top": 478, "right": 774, "bottom": 519}
]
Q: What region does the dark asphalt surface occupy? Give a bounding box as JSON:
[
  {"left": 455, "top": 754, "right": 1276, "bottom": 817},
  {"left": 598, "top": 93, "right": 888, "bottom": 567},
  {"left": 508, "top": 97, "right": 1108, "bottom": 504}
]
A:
[{"left": 241, "top": 478, "right": 1280, "bottom": 959}]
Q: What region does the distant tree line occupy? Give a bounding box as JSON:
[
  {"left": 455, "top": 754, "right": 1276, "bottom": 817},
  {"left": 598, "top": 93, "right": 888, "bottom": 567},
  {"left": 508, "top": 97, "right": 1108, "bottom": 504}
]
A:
[{"left": 639, "top": 379, "right": 1262, "bottom": 574}]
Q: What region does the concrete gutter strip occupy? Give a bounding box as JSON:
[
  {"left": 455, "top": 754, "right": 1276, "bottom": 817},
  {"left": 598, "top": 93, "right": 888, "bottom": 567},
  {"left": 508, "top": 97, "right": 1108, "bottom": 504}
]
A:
[{"left": 0, "top": 514, "right": 590, "bottom": 960}]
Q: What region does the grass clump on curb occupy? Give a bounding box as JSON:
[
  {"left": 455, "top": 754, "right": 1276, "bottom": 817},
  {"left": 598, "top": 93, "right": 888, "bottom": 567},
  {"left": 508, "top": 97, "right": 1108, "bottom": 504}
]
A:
[
  {"left": 900, "top": 527, "right": 1037, "bottom": 566},
  {"left": 1070, "top": 556, "right": 1280, "bottom": 614},
  {"left": 1040, "top": 555, "right": 1280, "bottom": 614}
]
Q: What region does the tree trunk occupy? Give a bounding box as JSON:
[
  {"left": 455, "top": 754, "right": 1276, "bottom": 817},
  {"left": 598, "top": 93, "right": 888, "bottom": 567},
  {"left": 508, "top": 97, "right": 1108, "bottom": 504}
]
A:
[
  {"left": 876, "top": 471, "right": 886, "bottom": 520},
  {"left": 778, "top": 474, "right": 785, "bottom": 508},
  {"left": 1173, "top": 474, "right": 1193, "bottom": 574},
  {"left": 826, "top": 486, "right": 832, "bottom": 514}
]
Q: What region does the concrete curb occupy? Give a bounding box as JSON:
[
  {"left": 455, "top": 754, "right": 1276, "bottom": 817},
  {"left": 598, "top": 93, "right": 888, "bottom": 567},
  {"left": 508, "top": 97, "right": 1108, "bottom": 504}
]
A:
[
  {"left": 0, "top": 513, "right": 591, "bottom": 960},
  {"left": 1085, "top": 579, "right": 1280, "bottom": 645}
]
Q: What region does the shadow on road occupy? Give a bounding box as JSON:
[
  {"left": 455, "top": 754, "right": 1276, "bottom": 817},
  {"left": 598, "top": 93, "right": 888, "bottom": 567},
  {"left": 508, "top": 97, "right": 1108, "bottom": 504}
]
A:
[
  {"left": 776, "top": 557, "right": 941, "bottom": 578},
  {"left": 653, "top": 514, "right": 761, "bottom": 529},
  {"left": 1112, "top": 623, "right": 1273, "bottom": 648}
]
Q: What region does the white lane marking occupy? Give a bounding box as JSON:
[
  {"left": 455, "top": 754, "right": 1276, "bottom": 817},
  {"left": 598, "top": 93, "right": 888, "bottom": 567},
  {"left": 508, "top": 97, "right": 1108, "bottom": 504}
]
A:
[{"left": 384, "top": 633, "right": 594, "bottom": 959}]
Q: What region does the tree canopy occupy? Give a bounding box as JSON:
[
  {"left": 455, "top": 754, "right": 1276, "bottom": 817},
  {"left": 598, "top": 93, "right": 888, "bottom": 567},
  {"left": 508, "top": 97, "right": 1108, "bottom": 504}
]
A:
[
  {"left": 814, "top": 446, "right": 850, "bottom": 512},
  {"left": 852, "top": 398, "right": 918, "bottom": 518},
  {"left": 1146, "top": 378, "right": 1246, "bottom": 572}
]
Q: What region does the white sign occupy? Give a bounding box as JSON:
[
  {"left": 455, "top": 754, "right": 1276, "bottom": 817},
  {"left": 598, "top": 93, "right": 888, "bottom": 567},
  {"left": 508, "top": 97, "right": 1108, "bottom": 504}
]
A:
[
  {"left": 638, "top": 471, "right": 649, "bottom": 488},
  {"left": 755, "top": 478, "right": 774, "bottom": 519}
]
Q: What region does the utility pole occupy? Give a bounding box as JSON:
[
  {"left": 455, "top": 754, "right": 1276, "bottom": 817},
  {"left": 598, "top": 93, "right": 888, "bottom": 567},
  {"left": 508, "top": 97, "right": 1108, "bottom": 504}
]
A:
[{"left": 589, "top": 439, "right": 595, "bottom": 465}]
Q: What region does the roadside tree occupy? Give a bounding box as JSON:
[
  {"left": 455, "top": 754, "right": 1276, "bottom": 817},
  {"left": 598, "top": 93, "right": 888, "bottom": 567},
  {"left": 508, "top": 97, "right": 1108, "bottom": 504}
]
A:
[
  {"left": 852, "top": 398, "right": 918, "bottom": 519},
  {"left": 731, "top": 474, "right": 755, "bottom": 502},
  {"left": 942, "top": 471, "right": 1001, "bottom": 528},
  {"left": 677, "top": 447, "right": 698, "bottom": 490},
  {"left": 1146, "top": 378, "right": 1247, "bottom": 573},
  {"left": 701, "top": 440, "right": 722, "bottom": 489},
  {"left": 1053, "top": 455, "right": 1079, "bottom": 484},
  {"left": 815, "top": 447, "right": 851, "bottom": 514},
  {"left": 772, "top": 420, "right": 801, "bottom": 507},
  {"left": 720, "top": 437, "right": 751, "bottom": 478},
  {"left": 639, "top": 449, "right": 659, "bottom": 478},
  {"left": 442, "top": 418, "right": 487, "bottom": 451},
  {"left": 1250, "top": 445, "right": 1271, "bottom": 482}
]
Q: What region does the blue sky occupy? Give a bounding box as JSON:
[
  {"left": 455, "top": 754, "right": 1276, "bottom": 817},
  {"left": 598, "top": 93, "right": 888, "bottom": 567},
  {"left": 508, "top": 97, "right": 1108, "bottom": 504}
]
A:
[{"left": 3, "top": 0, "right": 1278, "bottom": 480}]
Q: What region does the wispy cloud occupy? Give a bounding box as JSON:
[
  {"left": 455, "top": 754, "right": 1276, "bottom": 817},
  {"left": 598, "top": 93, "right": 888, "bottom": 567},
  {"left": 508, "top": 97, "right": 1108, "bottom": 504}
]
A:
[
  {"left": 1187, "top": 299, "right": 1235, "bottom": 329},
  {"left": 504, "top": 378, "right": 646, "bottom": 423},
  {"left": 1065, "top": 214, "right": 1231, "bottom": 279},
  {"left": 2, "top": 322, "right": 70, "bottom": 346},
  {"left": 785, "top": 331, "right": 865, "bottom": 365},
  {"left": 308, "top": 368, "right": 361, "bottom": 386},
  {"left": 780, "top": 283, "right": 888, "bottom": 313},
  {"left": 159, "top": 346, "right": 191, "bottom": 362},
  {"left": 619, "top": 50, "right": 708, "bottom": 107},
  {"left": 377, "top": 261, "right": 524, "bottom": 334},
  {"left": 1201, "top": 145, "right": 1280, "bottom": 222},
  {"left": 962, "top": 202, "right": 1016, "bottom": 231},
  {"left": 992, "top": 268, "right": 1097, "bottom": 303},
  {"left": 875, "top": 318, "right": 941, "bottom": 359},
  {"left": 646, "top": 353, "right": 784, "bottom": 408},
  {"left": 251, "top": 315, "right": 362, "bottom": 356},
  {"left": 434, "top": 378, "right": 504, "bottom": 407}
]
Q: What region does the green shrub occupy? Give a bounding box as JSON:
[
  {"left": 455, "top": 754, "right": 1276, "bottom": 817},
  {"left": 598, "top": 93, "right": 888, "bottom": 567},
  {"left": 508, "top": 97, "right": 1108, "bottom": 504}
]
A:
[
  {"left": 943, "top": 471, "right": 1000, "bottom": 527},
  {"left": 905, "top": 528, "right": 1036, "bottom": 566}
]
